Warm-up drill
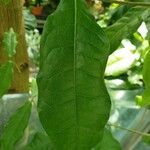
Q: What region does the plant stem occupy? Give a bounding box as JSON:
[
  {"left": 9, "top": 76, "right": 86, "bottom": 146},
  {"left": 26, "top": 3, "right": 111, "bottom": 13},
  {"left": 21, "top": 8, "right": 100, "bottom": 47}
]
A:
[
  {"left": 108, "top": 123, "right": 150, "bottom": 137},
  {"left": 102, "top": 0, "right": 150, "bottom": 7}
]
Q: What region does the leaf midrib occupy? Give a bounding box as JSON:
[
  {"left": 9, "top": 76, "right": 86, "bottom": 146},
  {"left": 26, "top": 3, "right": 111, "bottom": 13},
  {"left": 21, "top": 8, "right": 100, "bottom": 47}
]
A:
[{"left": 73, "top": 0, "right": 78, "bottom": 148}]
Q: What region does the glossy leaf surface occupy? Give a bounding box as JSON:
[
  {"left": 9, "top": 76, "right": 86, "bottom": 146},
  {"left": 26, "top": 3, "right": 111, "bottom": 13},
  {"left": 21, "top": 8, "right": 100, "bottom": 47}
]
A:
[{"left": 37, "top": 0, "right": 111, "bottom": 149}]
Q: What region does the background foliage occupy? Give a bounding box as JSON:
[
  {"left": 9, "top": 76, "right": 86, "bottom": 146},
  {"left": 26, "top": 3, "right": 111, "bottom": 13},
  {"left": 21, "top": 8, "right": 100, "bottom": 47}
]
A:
[{"left": 0, "top": 0, "right": 150, "bottom": 149}]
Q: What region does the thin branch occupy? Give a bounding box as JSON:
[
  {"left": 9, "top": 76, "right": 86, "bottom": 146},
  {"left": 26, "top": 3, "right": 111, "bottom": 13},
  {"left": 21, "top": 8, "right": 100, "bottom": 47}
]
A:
[
  {"left": 108, "top": 123, "right": 150, "bottom": 137},
  {"left": 102, "top": 0, "right": 150, "bottom": 7}
]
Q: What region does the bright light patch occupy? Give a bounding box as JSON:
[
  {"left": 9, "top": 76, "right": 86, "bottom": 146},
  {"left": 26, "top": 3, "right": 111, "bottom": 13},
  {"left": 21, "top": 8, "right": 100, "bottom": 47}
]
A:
[{"left": 138, "top": 22, "right": 148, "bottom": 38}]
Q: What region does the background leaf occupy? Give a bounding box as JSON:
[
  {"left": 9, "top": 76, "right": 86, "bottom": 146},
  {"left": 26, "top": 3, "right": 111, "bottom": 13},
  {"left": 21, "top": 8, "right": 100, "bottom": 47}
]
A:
[
  {"left": 141, "top": 50, "right": 150, "bottom": 107},
  {"left": 3, "top": 28, "right": 17, "bottom": 57},
  {"left": 105, "top": 7, "right": 150, "bottom": 54},
  {"left": 25, "top": 132, "right": 52, "bottom": 150},
  {"left": 0, "top": 61, "right": 13, "bottom": 98},
  {"left": 37, "top": 0, "right": 111, "bottom": 149},
  {"left": 0, "top": 101, "right": 32, "bottom": 150}
]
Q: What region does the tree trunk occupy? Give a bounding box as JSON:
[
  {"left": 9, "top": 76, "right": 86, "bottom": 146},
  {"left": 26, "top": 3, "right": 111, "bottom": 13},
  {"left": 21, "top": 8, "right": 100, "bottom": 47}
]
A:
[{"left": 0, "top": 0, "right": 29, "bottom": 93}]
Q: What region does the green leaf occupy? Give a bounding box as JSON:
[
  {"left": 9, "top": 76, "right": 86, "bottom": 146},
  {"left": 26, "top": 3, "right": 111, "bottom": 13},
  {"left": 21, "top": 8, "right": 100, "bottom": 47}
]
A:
[
  {"left": 0, "top": 61, "right": 13, "bottom": 98},
  {"left": 25, "top": 132, "right": 52, "bottom": 150},
  {"left": 3, "top": 28, "right": 18, "bottom": 57},
  {"left": 37, "top": 0, "right": 111, "bottom": 149},
  {"left": 0, "top": 101, "right": 32, "bottom": 150},
  {"left": 105, "top": 7, "right": 150, "bottom": 54},
  {"left": 109, "top": 5, "right": 130, "bottom": 24},
  {"left": 141, "top": 50, "right": 150, "bottom": 107},
  {"left": 145, "top": 15, "right": 150, "bottom": 40},
  {"left": 94, "top": 128, "right": 121, "bottom": 150},
  {"left": 143, "top": 135, "right": 150, "bottom": 145}
]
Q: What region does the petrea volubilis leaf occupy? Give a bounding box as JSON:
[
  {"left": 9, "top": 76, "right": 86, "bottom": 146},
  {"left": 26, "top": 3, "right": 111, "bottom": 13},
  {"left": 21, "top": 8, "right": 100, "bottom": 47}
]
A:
[{"left": 37, "top": 0, "right": 111, "bottom": 149}]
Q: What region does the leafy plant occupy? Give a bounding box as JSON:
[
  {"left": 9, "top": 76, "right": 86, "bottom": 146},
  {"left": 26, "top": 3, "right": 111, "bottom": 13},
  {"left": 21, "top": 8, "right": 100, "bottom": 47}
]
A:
[
  {"left": 36, "top": 0, "right": 150, "bottom": 149},
  {"left": 0, "top": 28, "right": 17, "bottom": 98},
  {"left": 105, "top": 6, "right": 150, "bottom": 54},
  {"left": 1, "top": 0, "right": 150, "bottom": 149},
  {"left": 37, "top": 0, "right": 112, "bottom": 149},
  {"left": 141, "top": 49, "right": 150, "bottom": 107},
  {"left": 0, "top": 101, "right": 32, "bottom": 150}
]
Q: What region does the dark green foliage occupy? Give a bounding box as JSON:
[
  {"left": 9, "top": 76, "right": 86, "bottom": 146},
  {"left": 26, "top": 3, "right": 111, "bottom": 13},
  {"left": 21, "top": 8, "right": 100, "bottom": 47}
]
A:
[
  {"left": 105, "top": 7, "right": 150, "bottom": 54},
  {"left": 109, "top": 5, "right": 130, "bottom": 25},
  {"left": 95, "top": 128, "right": 121, "bottom": 150},
  {"left": 37, "top": 0, "right": 112, "bottom": 149},
  {"left": 1, "top": 0, "right": 150, "bottom": 149}
]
